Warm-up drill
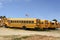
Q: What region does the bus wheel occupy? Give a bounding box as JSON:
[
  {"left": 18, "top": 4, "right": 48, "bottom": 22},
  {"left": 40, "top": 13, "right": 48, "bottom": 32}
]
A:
[
  {"left": 52, "top": 28, "right": 56, "bottom": 30},
  {"left": 35, "top": 27, "right": 40, "bottom": 31},
  {"left": 23, "top": 26, "right": 26, "bottom": 30},
  {"left": 4, "top": 24, "right": 8, "bottom": 28},
  {"left": 43, "top": 28, "right": 48, "bottom": 31}
]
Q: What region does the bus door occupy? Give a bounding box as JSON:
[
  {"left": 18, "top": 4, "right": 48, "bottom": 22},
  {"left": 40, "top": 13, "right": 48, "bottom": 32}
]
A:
[
  {"left": 45, "top": 20, "right": 48, "bottom": 28},
  {"left": 36, "top": 19, "right": 40, "bottom": 26}
]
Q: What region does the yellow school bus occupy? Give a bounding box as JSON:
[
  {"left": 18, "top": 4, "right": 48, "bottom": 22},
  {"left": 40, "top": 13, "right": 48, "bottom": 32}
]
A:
[
  {"left": 0, "top": 18, "right": 5, "bottom": 27},
  {"left": 0, "top": 16, "right": 59, "bottom": 30},
  {"left": 0, "top": 19, "right": 2, "bottom": 27},
  {"left": 49, "top": 21, "right": 57, "bottom": 29},
  {"left": 39, "top": 20, "right": 49, "bottom": 29},
  {"left": 47, "top": 21, "right": 51, "bottom": 29},
  {"left": 3, "top": 18, "right": 41, "bottom": 29},
  {"left": 57, "top": 22, "right": 60, "bottom": 28}
]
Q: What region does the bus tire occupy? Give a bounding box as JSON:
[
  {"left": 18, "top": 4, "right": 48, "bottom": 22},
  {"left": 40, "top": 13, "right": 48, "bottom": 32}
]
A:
[
  {"left": 4, "top": 24, "right": 8, "bottom": 28},
  {"left": 35, "top": 27, "right": 40, "bottom": 31},
  {"left": 23, "top": 26, "right": 26, "bottom": 30}
]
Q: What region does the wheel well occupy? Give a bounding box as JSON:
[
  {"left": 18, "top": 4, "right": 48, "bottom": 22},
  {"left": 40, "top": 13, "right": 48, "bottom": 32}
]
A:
[{"left": 23, "top": 26, "right": 26, "bottom": 28}]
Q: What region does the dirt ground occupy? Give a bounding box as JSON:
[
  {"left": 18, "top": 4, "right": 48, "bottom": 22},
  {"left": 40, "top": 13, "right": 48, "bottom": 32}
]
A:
[
  {"left": 0, "top": 27, "right": 60, "bottom": 40},
  {"left": 21, "top": 35, "right": 60, "bottom": 40},
  {"left": 0, "top": 35, "right": 60, "bottom": 40}
]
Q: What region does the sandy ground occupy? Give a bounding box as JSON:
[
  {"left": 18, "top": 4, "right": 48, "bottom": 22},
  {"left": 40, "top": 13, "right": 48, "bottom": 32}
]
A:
[
  {"left": 0, "top": 27, "right": 60, "bottom": 40},
  {"left": 21, "top": 35, "right": 60, "bottom": 40}
]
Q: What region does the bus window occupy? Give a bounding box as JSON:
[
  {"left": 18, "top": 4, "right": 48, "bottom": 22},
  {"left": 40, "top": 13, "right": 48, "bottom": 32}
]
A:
[
  {"left": 19, "top": 21, "right": 21, "bottom": 23},
  {"left": 17, "top": 21, "right": 18, "bottom": 23},
  {"left": 8, "top": 20, "right": 11, "bottom": 23},
  {"left": 45, "top": 22, "right": 48, "bottom": 24},
  {"left": 41, "top": 22, "right": 43, "bottom": 24},
  {"left": 21, "top": 21, "right": 23, "bottom": 23},
  {"left": 11, "top": 20, "right": 12, "bottom": 23},
  {"left": 36, "top": 19, "right": 40, "bottom": 23},
  {"left": 52, "top": 23, "right": 54, "bottom": 25},
  {"left": 23, "top": 21, "right": 24, "bottom": 23},
  {"left": 15, "top": 21, "right": 16, "bottom": 23},
  {"left": 26, "top": 21, "right": 28, "bottom": 23},
  {"left": 29, "top": 21, "right": 31, "bottom": 23},
  {"left": 31, "top": 21, "right": 34, "bottom": 23},
  {"left": 24, "top": 21, "right": 27, "bottom": 23}
]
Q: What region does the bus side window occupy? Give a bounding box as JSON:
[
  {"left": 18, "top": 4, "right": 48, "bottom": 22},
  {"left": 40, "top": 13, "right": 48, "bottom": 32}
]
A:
[
  {"left": 29, "top": 21, "right": 31, "bottom": 23},
  {"left": 41, "top": 22, "right": 43, "bottom": 24},
  {"left": 52, "top": 23, "right": 54, "bottom": 25},
  {"left": 19, "top": 21, "right": 21, "bottom": 23},
  {"left": 32, "top": 21, "right": 34, "bottom": 23},
  {"left": 13, "top": 21, "right": 16, "bottom": 23},
  {"left": 56, "top": 23, "right": 57, "bottom": 25},
  {"left": 46, "top": 22, "right": 48, "bottom": 24},
  {"left": 18, "top": 21, "right": 20, "bottom": 23},
  {"left": 17, "top": 21, "right": 18, "bottom": 23},
  {"left": 21, "top": 21, "right": 23, "bottom": 23},
  {"left": 7, "top": 20, "right": 9, "bottom": 22},
  {"left": 11, "top": 20, "right": 12, "bottom": 23},
  {"left": 13, "top": 21, "right": 14, "bottom": 23},
  {"left": 24, "top": 21, "right": 25, "bottom": 23},
  {"left": 15, "top": 21, "right": 17, "bottom": 23},
  {"left": 26, "top": 21, "right": 28, "bottom": 23},
  {"left": 20, "top": 21, "right": 22, "bottom": 23}
]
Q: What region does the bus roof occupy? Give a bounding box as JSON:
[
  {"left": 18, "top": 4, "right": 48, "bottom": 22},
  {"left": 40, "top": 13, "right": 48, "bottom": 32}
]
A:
[
  {"left": 51, "top": 21, "right": 56, "bottom": 23},
  {"left": 40, "top": 20, "right": 48, "bottom": 21},
  {"left": 7, "top": 18, "right": 37, "bottom": 20}
]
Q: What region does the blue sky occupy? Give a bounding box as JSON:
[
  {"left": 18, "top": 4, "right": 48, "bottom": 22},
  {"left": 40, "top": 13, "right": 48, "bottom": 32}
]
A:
[{"left": 0, "top": 0, "right": 60, "bottom": 21}]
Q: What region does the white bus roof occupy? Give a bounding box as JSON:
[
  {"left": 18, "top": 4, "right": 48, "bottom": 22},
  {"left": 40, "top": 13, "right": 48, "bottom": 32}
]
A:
[
  {"left": 7, "top": 18, "right": 37, "bottom": 20},
  {"left": 51, "top": 21, "right": 55, "bottom": 23}
]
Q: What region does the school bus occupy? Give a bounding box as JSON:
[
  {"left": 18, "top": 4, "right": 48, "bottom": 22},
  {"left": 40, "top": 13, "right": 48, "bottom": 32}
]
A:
[
  {"left": 48, "top": 21, "right": 57, "bottom": 29},
  {"left": 0, "top": 17, "right": 5, "bottom": 27},
  {"left": 39, "top": 20, "right": 49, "bottom": 29},
  {"left": 2, "top": 18, "right": 41, "bottom": 29},
  {"left": 57, "top": 22, "right": 60, "bottom": 28},
  {"left": 0, "top": 19, "right": 2, "bottom": 27},
  {"left": 47, "top": 21, "right": 51, "bottom": 29},
  {"left": 0, "top": 16, "right": 59, "bottom": 30}
]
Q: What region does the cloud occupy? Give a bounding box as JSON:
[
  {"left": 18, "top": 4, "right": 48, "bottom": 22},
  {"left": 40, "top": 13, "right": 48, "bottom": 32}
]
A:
[
  {"left": 0, "top": 0, "right": 13, "bottom": 8},
  {"left": 0, "top": 0, "right": 20, "bottom": 3},
  {"left": 0, "top": 0, "right": 32, "bottom": 8},
  {"left": 0, "top": 0, "right": 12, "bottom": 3}
]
